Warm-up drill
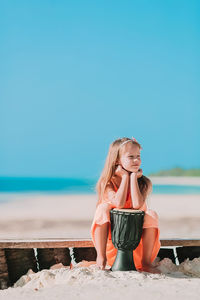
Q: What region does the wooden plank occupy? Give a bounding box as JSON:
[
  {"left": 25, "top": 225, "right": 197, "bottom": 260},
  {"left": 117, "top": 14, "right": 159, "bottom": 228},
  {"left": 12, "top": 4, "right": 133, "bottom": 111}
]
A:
[
  {"left": 5, "top": 249, "right": 37, "bottom": 285},
  {"left": 0, "top": 238, "right": 94, "bottom": 249},
  {"left": 73, "top": 247, "right": 97, "bottom": 263},
  {"left": 37, "top": 248, "right": 71, "bottom": 270},
  {"left": 0, "top": 249, "right": 10, "bottom": 289},
  {"left": 161, "top": 239, "right": 200, "bottom": 247},
  {"left": 0, "top": 238, "right": 200, "bottom": 248}
]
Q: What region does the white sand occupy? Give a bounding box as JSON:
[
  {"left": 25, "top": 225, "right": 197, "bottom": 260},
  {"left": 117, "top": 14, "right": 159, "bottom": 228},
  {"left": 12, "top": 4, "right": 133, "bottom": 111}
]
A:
[
  {"left": 0, "top": 190, "right": 200, "bottom": 299},
  {"left": 0, "top": 192, "right": 199, "bottom": 238},
  {"left": 149, "top": 176, "right": 200, "bottom": 186},
  {"left": 0, "top": 258, "right": 200, "bottom": 300}
]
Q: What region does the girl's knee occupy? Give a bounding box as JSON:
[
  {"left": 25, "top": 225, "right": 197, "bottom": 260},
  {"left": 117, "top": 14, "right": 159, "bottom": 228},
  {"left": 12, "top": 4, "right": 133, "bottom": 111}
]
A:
[
  {"left": 97, "top": 202, "right": 112, "bottom": 212},
  {"left": 143, "top": 209, "right": 159, "bottom": 228},
  {"left": 94, "top": 203, "right": 112, "bottom": 226},
  {"left": 145, "top": 209, "right": 159, "bottom": 219}
]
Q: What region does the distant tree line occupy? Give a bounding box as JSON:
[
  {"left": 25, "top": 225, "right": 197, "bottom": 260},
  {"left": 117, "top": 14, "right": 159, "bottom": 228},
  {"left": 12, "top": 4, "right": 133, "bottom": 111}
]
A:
[{"left": 148, "top": 167, "right": 200, "bottom": 176}]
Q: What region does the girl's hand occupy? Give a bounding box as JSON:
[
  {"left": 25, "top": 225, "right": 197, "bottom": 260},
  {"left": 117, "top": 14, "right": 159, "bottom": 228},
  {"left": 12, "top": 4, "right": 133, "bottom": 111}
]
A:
[
  {"left": 114, "top": 164, "right": 130, "bottom": 178},
  {"left": 137, "top": 168, "right": 143, "bottom": 178},
  {"left": 131, "top": 168, "right": 143, "bottom": 178}
]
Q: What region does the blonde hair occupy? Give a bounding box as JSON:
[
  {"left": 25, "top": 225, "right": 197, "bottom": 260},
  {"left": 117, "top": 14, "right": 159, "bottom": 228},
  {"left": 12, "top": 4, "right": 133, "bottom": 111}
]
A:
[{"left": 95, "top": 137, "right": 152, "bottom": 207}]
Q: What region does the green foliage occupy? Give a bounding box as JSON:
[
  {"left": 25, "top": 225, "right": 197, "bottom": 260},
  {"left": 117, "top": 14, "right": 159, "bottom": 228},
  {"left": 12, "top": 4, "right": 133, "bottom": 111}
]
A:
[{"left": 149, "top": 167, "right": 200, "bottom": 176}]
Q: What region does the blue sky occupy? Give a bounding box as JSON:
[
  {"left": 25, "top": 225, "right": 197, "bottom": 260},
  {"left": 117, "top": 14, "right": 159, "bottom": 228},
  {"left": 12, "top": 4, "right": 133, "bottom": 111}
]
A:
[{"left": 0, "top": 0, "right": 200, "bottom": 179}]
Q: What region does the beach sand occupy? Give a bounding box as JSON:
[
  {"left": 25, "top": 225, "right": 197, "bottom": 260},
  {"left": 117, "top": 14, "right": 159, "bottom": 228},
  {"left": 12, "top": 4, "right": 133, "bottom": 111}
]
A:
[
  {"left": 0, "top": 257, "right": 200, "bottom": 300},
  {"left": 0, "top": 193, "right": 199, "bottom": 238},
  {"left": 0, "top": 192, "right": 200, "bottom": 299}
]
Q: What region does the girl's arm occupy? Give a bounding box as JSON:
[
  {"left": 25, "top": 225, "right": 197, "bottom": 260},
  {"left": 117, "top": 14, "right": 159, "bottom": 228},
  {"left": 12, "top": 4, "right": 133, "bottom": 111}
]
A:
[
  {"left": 114, "top": 174, "right": 130, "bottom": 208},
  {"left": 130, "top": 172, "right": 145, "bottom": 209},
  {"left": 104, "top": 166, "right": 130, "bottom": 208}
]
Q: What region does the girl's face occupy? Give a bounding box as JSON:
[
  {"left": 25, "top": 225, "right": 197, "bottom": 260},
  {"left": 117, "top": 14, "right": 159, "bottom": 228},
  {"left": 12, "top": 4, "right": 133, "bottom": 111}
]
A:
[{"left": 117, "top": 143, "right": 141, "bottom": 173}]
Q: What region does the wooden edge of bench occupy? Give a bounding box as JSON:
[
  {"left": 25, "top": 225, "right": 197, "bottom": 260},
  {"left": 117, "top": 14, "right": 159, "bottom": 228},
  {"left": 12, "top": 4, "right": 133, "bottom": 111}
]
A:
[{"left": 0, "top": 238, "right": 200, "bottom": 248}]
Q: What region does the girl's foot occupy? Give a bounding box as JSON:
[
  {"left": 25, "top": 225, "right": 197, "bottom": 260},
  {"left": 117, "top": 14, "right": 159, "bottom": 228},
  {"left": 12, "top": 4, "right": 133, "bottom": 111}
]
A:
[
  {"left": 140, "top": 263, "right": 162, "bottom": 274},
  {"left": 96, "top": 255, "right": 107, "bottom": 270}
]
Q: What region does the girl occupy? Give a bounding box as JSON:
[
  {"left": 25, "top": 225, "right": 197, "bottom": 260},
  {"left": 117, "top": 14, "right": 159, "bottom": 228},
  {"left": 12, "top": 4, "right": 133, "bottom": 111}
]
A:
[{"left": 90, "top": 137, "right": 161, "bottom": 273}]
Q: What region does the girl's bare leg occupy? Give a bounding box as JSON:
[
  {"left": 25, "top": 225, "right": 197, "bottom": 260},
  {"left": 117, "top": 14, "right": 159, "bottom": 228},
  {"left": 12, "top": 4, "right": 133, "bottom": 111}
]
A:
[
  {"left": 141, "top": 227, "right": 161, "bottom": 273},
  {"left": 94, "top": 222, "right": 109, "bottom": 270}
]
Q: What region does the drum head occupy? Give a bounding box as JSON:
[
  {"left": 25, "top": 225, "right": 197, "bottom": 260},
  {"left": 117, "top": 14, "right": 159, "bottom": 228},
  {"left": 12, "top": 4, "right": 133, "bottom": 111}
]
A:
[{"left": 113, "top": 208, "right": 143, "bottom": 213}]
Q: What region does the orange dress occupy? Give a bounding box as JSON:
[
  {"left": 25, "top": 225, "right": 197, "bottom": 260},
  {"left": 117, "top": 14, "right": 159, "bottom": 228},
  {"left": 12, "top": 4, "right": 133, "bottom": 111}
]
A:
[{"left": 90, "top": 179, "right": 161, "bottom": 270}]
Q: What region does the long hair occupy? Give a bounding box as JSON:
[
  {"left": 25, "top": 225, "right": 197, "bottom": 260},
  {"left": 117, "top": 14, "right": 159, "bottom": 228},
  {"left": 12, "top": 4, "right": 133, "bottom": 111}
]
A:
[{"left": 95, "top": 137, "right": 152, "bottom": 207}]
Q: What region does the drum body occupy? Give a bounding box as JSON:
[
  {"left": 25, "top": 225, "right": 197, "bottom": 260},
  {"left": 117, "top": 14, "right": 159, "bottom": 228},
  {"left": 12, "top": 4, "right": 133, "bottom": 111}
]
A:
[{"left": 110, "top": 208, "right": 144, "bottom": 271}]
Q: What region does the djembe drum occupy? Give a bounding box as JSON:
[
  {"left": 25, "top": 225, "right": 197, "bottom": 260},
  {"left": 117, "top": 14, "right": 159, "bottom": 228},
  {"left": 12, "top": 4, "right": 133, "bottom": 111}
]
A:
[{"left": 110, "top": 208, "right": 145, "bottom": 271}]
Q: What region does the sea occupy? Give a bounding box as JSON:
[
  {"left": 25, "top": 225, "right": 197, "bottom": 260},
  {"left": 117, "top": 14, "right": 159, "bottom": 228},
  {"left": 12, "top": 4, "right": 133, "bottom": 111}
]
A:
[{"left": 0, "top": 177, "right": 200, "bottom": 203}]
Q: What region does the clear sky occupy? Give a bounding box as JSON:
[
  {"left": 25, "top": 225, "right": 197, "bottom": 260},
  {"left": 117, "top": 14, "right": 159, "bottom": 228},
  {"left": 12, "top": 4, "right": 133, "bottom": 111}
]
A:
[{"left": 1, "top": 0, "right": 200, "bottom": 179}]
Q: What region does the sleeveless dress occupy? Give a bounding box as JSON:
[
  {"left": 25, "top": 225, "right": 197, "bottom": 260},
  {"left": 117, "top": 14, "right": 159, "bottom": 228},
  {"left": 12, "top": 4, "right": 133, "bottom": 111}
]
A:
[{"left": 90, "top": 179, "right": 161, "bottom": 270}]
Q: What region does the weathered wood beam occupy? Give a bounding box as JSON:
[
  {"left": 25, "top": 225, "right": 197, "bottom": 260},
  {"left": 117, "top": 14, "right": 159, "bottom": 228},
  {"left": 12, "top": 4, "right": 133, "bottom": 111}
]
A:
[
  {"left": 0, "top": 238, "right": 200, "bottom": 248},
  {"left": 37, "top": 248, "right": 71, "bottom": 270},
  {"left": 5, "top": 249, "right": 38, "bottom": 285},
  {"left": 0, "top": 249, "right": 10, "bottom": 289}
]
